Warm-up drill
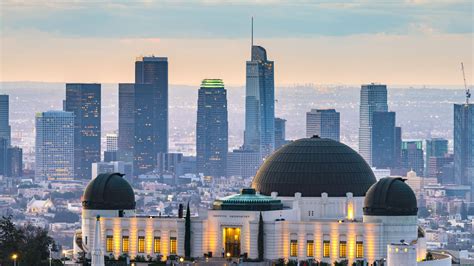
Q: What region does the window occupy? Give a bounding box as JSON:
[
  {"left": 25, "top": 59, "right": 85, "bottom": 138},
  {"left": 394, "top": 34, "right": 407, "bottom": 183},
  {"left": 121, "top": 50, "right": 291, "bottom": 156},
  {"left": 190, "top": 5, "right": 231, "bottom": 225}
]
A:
[
  {"left": 170, "top": 237, "right": 177, "bottom": 255},
  {"left": 306, "top": 240, "right": 314, "bottom": 257},
  {"left": 154, "top": 237, "right": 161, "bottom": 253},
  {"left": 122, "top": 236, "right": 129, "bottom": 253},
  {"left": 290, "top": 240, "right": 298, "bottom": 257},
  {"left": 323, "top": 241, "right": 330, "bottom": 258},
  {"left": 106, "top": 236, "right": 113, "bottom": 252},
  {"left": 138, "top": 236, "right": 145, "bottom": 253},
  {"left": 356, "top": 241, "right": 364, "bottom": 258},
  {"left": 339, "top": 241, "right": 347, "bottom": 258}
]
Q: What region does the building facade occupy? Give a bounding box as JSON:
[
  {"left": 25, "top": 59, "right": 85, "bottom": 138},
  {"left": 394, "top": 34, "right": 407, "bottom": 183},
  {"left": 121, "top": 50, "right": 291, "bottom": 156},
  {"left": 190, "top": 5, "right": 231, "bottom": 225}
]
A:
[
  {"left": 135, "top": 56, "right": 169, "bottom": 155},
  {"left": 359, "top": 84, "right": 388, "bottom": 166},
  {"left": 454, "top": 104, "right": 474, "bottom": 200},
  {"left": 117, "top": 83, "right": 135, "bottom": 162},
  {"left": 244, "top": 46, "right": 275, "bottom": 159},
  {"left": 0, "top": 95, "right": 11, "bottom": 146},
  {"left": 306, "top": 109, "right": 340, "bottom": 141},
  {"left": 35, "top": 111, "right": 75, "bottom": 181},
  {"left": 65, "top": 83, "right": 101, "bottom": 180},
  {"left": 401, "top": 140, "right": 425, "bottom": 176},
  {"left": 227, "top": 149, "right": 261, "bottom": 178},
  {"left": 196, "top": 79, "right": 228, "bottom": 178},
  {"left": 274, "top": 117, "right": 287, "bottom": 149},
  {"left": 371, "top": 111, "right": 396, "bottom": 169},
  {"left": 75, "top": 138, "right": 435, "bottom": 266}
]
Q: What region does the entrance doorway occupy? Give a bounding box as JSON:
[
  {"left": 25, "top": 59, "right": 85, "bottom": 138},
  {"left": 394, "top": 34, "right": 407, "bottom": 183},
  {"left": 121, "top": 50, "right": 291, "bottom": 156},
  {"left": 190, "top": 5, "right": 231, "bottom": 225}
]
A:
[{"left": 223, "top": 227, "right": 241, "bottom": 257}]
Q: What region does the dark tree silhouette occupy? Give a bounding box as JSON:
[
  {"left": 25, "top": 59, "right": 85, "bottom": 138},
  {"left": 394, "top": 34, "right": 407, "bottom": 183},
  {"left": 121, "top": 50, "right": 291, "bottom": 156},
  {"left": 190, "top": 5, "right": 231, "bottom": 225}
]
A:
[
  {"left": 184, "top": 202, "right": 191, "bottom": 259},
  {"left": 258, "top": 212, "right": 264, "bottom": 261}
]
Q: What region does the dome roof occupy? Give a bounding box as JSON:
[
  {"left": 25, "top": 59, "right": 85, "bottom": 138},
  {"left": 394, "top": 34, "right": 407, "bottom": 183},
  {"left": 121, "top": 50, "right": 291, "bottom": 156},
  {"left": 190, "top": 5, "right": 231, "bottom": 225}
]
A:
[
  {"left": 82, "top": 173, "right": 136, "bottom": 210},
  {"left": 251, "top": 136, "right": 376, "bottom": 197},
  {"left": 213, "top": 188, "right": 283, "bottom": 211},
  {"left": 363, "top": 177, "right": 418, "bottom": 216}
]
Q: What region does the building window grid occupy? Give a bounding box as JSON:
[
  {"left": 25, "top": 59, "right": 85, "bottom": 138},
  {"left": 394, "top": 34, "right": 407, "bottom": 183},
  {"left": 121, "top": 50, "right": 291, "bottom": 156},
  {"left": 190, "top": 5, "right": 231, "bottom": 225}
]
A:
[
  {"left": 356, "top": 241, "right": 364, "bottom": 258},
  {"left": 306, "top": 240, "right": 314, "bottom": 257},
  {"left": 170, "top": 237, "right": 177, "bottom": 255},
  {"left": 339, "top": 241, "right": 347, "bottom": 258},
  {"left": 138, "top": 236, "right": 145, "bottom": 253},
  {"left": 122, "top": 236, "right": 129, "bottom": 253},
  {"left": 154, "top": 237, "right": 161, "bottom": 253},
  {"left": 290, "top": 240, "right": 298, "bottom": 257},
  {"left": 323, "top": 241, "right": 330, "bottom": 258},
  {"left": 106, "top": 236, "right": 113, "bottom": 253}
]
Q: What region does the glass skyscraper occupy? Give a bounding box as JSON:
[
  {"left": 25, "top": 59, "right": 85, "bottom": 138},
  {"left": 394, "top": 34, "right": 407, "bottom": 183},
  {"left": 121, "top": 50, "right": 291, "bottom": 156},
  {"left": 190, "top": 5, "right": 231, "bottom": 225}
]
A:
[
  {"left": 196, "top": 79, "right": 228, "bottom": 178},
  {"left": 244, "top": 46, "right": 275, "bottom": 159},
  {"left": 65, "top": 83, "right": 101, "bottom": 180},
  {"left": 0, "top": 95, "right": 11, "bottom": 146},
  {"left": 372, "top": 111, "right": 396, "bottom": 169},
  {"left": 135, "top": 56, "right": 168, "bottom": 154},
  {"left": 454, "top": 103, "right": 474, "bottom": 197},
  {"left": 306, "top": 109, "right": 340, "bottom": 141},
  {"left": 401, "top": 140, "right": 424, "bottom": 176},
  {"left": 35, "top": 111, "right": 75, "bottom": 181},
  {"left": 118, "top": 83, "right": 135, "bottom": 162},
  {"left": 359, "top": 83, "right": 388, "bottom": 166}
]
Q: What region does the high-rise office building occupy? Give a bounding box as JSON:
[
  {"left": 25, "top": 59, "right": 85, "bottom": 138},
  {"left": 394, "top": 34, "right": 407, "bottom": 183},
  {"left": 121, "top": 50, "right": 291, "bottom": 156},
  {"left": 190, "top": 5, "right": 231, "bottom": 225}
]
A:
[
  {"left": 0, "top": 95, "right": 11, "bottom": 146},
  {"left": 395, "top": 127, "right": 402, "bottom": 167},
  {"left": 65, "top": 83, "right": 101, "bottom": 179},
  {"left": 35, "top": 111, "right": 75, "bottom": 181},
  {"left": 0, "top": 138, "right": 7, "bottom": 176},
  {"left": 243, "top": 27, "right": 275, "bottom": 158},
  {"left": 306, "top": 109, "right": 340, "bottom": 141},
  {"left": 274, "top": 117, "right": 287, "bottom": 149},
  {"left": 425, "top": 138, "right": 448, "bottom": 177},
  {"left": 401, "top": 140, "right": 424, "bottom": 176},
  {"left": 227, "top": 149, "right": 261, "bottom": 178},
  {"left": 359, "top": 84, "right": 388, "bottom": 166},
  {"left": 454, "top": 103, "right": 474, "bottom": 195},
  {"left": 106, "top": 133, "right": 118, "bottom": 152},
  {"left": 196, "top": 79, "right": 228, "bottom": 177},
  {"left": 134, "top": 83, "right": 156, "bottom": 175},
  {"left": 6, "top": 146, "right": 22, "bottom": 177},
  {"left": 118, "top": 83, "right": 135, "bottom": 162},
  {"left": 135, "top": 56, "right": 168, "bottom": 154},
  {"left": 371, "top": 112, "right": 396, "bottom": 169}
]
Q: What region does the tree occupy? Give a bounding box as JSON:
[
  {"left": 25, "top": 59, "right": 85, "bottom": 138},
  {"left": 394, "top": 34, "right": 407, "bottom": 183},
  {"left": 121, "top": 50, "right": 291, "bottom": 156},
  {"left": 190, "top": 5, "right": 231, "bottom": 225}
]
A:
[
  {"left": 258, "top": 212, "right": 264, "bottom": 261},
  {"left": 0, "top": 216, "right": 55, "bottom": 266},
  {"left": 184, "top": 202, "right": 191, "bottom": 259},
  {"left": 178, "top": 204, "right": 184, "bottom": 218}
]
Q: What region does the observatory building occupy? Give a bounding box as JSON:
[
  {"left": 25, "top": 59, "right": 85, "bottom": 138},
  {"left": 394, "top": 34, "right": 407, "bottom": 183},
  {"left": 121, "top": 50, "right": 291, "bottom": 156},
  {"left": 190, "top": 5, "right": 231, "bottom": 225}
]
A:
[{"left": 74, "top": 137, "right": 449, "bottom": 265}]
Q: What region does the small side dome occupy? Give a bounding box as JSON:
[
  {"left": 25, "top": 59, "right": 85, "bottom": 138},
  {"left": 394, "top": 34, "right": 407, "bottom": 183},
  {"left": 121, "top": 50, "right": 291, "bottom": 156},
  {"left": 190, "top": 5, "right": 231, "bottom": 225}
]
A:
[
  {"left": 82, "top": 173, "right": 136, "bottom": 210},
  {"left": 363, "top": 177, "right": 418, "bottom": 216}
]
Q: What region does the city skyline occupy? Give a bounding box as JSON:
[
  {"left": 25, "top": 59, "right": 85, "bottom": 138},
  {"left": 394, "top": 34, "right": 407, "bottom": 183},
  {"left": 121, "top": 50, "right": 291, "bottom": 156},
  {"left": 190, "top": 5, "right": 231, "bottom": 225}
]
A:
[{"left": 1, "top": 1, "right": 472, "bottom": 86}]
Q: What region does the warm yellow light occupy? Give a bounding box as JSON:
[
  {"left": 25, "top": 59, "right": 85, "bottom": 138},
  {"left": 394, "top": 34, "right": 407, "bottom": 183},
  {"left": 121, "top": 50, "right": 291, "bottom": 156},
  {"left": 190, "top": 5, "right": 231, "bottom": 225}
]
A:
[
  {"left": 179, "top": 257, "right": 184, "bottom": 262},
  {"left": 226, "top": 252, "right": 231, "bottom": 257},
  {"left": 347, "top": 202, "right": 354, "bottom": 221},
  {"left": 11, "top": 254, "right": 18, "bottom": 260}
]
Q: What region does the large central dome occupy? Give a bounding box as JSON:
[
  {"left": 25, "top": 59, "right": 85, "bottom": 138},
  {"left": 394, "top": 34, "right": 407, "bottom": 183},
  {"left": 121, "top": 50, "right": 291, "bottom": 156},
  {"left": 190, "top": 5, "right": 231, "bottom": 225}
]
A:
[{"left": 252, "top": 136, "right": 376, "bottom": 197}]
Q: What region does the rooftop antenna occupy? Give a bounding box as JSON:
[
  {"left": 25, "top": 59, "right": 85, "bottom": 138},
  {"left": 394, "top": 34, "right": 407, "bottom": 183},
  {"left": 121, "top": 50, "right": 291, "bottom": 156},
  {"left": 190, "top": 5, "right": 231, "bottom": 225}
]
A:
[
  {"left": 461, "top": 62, "right": 471, "bottom": 104},
  {"left": 251, "top": 16, "right": 254, "bottom": 57}
]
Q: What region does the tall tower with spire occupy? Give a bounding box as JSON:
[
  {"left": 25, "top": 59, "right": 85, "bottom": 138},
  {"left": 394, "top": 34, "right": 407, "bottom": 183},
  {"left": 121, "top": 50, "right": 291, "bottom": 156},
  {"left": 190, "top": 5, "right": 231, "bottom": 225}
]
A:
[{"left": 243, "top": 18, "right": 275, "bottom": 159}]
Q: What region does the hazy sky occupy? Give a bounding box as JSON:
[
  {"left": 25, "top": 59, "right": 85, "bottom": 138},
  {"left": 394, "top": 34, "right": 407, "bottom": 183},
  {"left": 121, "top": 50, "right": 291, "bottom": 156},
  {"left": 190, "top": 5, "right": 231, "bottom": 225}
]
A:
[{"left": 1, "top": 0, "right": 473, "bottom": 86}]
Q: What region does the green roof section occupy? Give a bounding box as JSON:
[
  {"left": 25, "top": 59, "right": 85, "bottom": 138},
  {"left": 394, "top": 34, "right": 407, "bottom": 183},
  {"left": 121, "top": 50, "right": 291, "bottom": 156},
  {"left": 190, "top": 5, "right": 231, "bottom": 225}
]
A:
[
  {"left": 213, "top": 188, "right": 283, "bottom": 211},
  {"left": 201, "top": 79, "right": 224, "bottom": 88}
]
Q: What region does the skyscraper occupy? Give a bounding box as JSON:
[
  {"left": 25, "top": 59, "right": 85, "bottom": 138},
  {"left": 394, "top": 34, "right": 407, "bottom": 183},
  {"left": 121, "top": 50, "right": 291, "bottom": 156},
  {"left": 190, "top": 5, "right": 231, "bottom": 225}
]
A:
[
  {"left": 0, "top": 95, "right": 11, "bottom": 146},
  {"left": 359, "top": 83, "right": 388, "bottom": 165},
  {"left": 6, "top": 146, "right": 22, "bottom": 177},
  {"left": 65, "top": 83, "right": 101, "bottom": 179},
  {"left": 135, "top": 56, "right": 168, "bottom": 154},
  {"left": 35, "top": 111, "right": 75, "bottom": 181},
  {"left": 306, "top": 109, "right": 340, "bottom": 141},
  {"left": 196, "top": 79, "right": 228, "bottom": 177},
  {"left": 401, "top": 140, "right": 424, "bottom": 176},
  {"left": 371, "top": 112, "right": 396, "bottom": 169},
  {"left": 425, "top": 138, "right": 448, "bottom": 176},
  {"left": 244, "top": 21, "right": 275, "bottom": 158},
  {"left": 106, "top": 133, "right": 118, "bottom": 152},
  {"left": 0, "top": 138, "right": 7, "bottom": 176},
  {"left": 274, "top": 117, "right": 287, "bottom": 149},
  {"left": 227, "top": 149, "right": 261, "bottom": 178},
  {"left": 454, "top": 103, "right": 474, "bottom": 194},
  {"left": 117, "top": 83, "right": 135, "bottom": 162},
  {"left": 134, "top": 83, "right": 156, "bottom": 175}
]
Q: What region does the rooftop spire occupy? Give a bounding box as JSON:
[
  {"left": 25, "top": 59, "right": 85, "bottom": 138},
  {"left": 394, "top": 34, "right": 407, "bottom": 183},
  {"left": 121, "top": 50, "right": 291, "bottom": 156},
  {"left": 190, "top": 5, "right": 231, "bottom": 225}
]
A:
[{"left": 251, "top": 16, "right": 254, "bottom": 56}]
